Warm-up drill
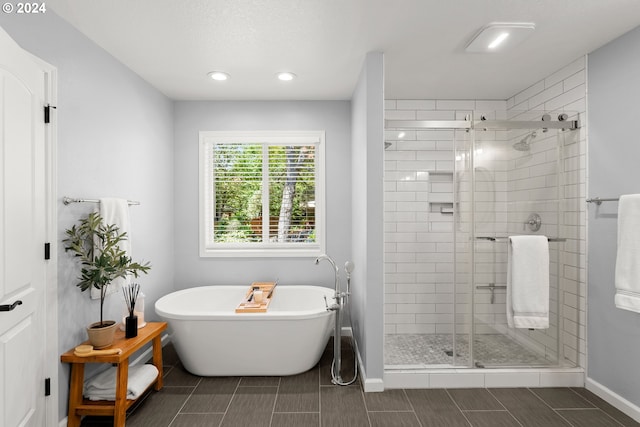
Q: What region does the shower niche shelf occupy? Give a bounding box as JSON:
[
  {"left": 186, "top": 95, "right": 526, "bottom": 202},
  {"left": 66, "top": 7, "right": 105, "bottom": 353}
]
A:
[
  {"left": 430, "top": 203, "right": 454, "bottom": 214},
  {"left": 426, "top": 171, "right": 454, "bottom": 214}
]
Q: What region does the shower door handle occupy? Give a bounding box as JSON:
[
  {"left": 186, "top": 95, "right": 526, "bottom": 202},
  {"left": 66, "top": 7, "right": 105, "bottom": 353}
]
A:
[{"left": 0, "top": 300, "right": 22, "bottom": 311}]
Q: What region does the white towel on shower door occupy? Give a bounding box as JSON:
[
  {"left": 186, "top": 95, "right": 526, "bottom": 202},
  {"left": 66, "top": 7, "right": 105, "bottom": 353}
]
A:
[
  {"left": 507, "top": 235, "right": 550, "bottom": 329},
  {"left": 614, "top": 194, "right": 640, "bottom": 313},
  {"left": 90, "top": 198, "right": 132, "bottom": 299}
]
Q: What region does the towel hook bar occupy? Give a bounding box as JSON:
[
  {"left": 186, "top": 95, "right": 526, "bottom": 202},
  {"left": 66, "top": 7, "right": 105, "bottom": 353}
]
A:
[
  {"left": 586, "top": 197, "right": 619, "bottom": 205},
  {"left": 476, "top": 236, "right": 566, "bottom": 243},
  {"left": 63, "top": 196, "right": 140, "bottom": 206}
]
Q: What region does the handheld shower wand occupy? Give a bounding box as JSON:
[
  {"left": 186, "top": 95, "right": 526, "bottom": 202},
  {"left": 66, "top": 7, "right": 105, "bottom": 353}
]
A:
[
  {"left": 344, "top": 260, "right": 354, "bottom": 278},
  {"left": 344, "top": 260, "right": 355, "bottom": 300}
]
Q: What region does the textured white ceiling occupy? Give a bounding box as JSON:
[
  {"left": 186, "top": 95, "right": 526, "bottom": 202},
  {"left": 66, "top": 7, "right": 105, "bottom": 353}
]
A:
[{"left": 47, "top": 0, "right": 640, "bottom": 101}]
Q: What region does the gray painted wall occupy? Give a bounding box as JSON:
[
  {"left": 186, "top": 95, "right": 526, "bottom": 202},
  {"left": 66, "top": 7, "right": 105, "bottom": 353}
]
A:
[
  {"left": 0, "top": 12, "right": 175, "bottom": 420},
  {"left": 350, "top": 52, "right": 385, "bottom": 385},
  {"left": 1, "top": 9, "right": 373, "bottom": 420},
  {"left": 173, "top": 101, "right": 352, "bottom": 290},
  {"left": 588, "top": 25, "right": 640, "bottom": 405}
]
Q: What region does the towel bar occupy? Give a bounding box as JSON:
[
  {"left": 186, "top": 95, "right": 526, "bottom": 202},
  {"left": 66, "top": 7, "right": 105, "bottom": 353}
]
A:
[
  {"left": 476, "top": 236, "right": 566, "bottom": 243},
  {"left": 475, "top": 283, "right": 506, "bottom": 304},
  {"left": 586, "top": 197, "right": 619, "bottom": 205},
  {"left": 475, "top": 284, "right": 507, "bottom": 290},
  {"left": 63, "top": 196, "right": 140, "bottom": 206}
]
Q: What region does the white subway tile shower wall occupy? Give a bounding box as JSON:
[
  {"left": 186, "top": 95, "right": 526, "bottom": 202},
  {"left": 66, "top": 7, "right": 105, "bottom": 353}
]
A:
[
  {"left": 506, "top": 57, "right": 586, "bottom": 368},
  {"left": 385, "top": 99, "right": 505, "bottom": 337},
  {"left": 384, "top": 56, "right": 586, "bottom": 368}
]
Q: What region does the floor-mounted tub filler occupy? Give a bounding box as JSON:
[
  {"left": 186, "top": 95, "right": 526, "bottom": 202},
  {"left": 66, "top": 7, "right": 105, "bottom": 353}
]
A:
[
  {"left": 155, "top": 285, "right": 334, "bottom": 376},
  {"left": 315, "top": 255, "right": 358, "bottom": 385}
]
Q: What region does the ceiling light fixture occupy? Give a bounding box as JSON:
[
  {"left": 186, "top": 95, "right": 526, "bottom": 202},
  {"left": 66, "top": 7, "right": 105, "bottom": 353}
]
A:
[
  {"left": 277, "top": 72, "right": 296, "bottom": 81},
  {"left": 465, "top": 22, "right": 535, "bottom": 53},
  {"left": 208, "top": 71, "right": 230, "bottom": 81},
  {"left": 488, "top": 32, "right": 509, "bottom": 49}
]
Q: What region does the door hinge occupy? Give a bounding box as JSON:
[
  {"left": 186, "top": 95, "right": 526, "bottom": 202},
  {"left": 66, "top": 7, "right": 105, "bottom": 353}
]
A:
[
  {"left": 44, "top": 104, "right": 56, "bottom": 124},
  {"left": 44, "top": 243, "right": 50, "bottom": 260},
  {"left": 44, "top": 378, "right": 51, "bottom": 396}
]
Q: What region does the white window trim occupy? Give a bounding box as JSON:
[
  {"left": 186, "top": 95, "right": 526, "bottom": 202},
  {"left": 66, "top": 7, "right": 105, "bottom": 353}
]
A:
[{"left": 199, "top": 130, "right": 326, "bottom": 257}]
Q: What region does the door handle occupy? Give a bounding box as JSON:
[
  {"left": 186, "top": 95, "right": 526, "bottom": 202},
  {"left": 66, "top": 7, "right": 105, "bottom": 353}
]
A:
[{"left": 0, "top": 300, "right": 22, "bottom": 311}]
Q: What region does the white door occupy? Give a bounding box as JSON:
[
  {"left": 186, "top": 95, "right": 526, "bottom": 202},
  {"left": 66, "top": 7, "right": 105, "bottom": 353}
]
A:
[{"left": 0, "top": 28, "right": 48, "bottom": 427}]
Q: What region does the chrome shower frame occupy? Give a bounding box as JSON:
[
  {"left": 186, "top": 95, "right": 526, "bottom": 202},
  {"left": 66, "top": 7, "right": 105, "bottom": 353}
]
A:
[{"left": 386, "top": 114, "right": 579, "bottom": 131}]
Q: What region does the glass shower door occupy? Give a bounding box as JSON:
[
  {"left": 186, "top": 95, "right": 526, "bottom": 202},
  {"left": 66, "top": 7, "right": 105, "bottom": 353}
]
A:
[
  {"left": 471, "top": 121, "right": 563, "bottom": 368},
  {"left": 385, "top": 109, "right": 581, "bottom": 370},
  {"left": 384, "top": 124, "right": 467, "bottom": 368}
]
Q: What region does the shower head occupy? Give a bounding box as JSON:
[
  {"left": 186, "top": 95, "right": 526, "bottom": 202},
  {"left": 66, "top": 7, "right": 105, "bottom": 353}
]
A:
[
  {"left": 512, "top": 131, "right": 537, "bottom": 151},
  {"left": 512, "top": 140, "right": 530, "bottom": 151},
  {"left": 384, "top": 141, "right": 392, "bottom": 150}
]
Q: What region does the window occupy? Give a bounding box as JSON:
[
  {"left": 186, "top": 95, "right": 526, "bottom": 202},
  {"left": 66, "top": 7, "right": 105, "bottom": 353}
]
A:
[{"left": 199, "top": 131, "right": 325, "bottom": 257}]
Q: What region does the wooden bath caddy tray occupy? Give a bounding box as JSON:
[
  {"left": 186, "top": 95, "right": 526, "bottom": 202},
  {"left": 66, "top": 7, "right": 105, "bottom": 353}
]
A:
[{"left": 235, "top": 281, "right": 276, "bottom": 313}]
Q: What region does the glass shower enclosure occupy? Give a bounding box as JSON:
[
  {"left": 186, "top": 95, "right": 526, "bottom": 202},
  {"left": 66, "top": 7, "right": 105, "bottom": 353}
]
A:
[{"left": 384, "top": 111, "right": 581, "bottom": 369}]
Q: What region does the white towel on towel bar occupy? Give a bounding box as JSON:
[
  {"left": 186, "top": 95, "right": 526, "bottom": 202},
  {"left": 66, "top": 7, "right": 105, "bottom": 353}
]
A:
[
  {"left": 614, "top": 194, "right": 640, "bottom": 313},
  {"left": 91, "top": 198, "right": 132, "bottom": 299},
  {"left": 507, "top": 235, "right": 550, "bottom": 329}
]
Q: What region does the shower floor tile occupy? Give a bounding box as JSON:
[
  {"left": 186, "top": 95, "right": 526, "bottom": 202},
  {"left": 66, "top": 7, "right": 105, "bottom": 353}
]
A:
[{"left": 385, "top": 333, "right": 550, "bottom": 367}]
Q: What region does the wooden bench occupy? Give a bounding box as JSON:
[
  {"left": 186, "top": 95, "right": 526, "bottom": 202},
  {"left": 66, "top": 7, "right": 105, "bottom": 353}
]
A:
[{"left": 60, "top": 322, "right": 167, "bottom": 427}]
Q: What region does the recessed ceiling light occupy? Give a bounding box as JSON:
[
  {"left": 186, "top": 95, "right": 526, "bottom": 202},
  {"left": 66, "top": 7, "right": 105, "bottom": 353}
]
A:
[
  {"left": 465, "top": 22, "right": 535, "bottom": 53},
  {"left": 208, "top": 71, "right": 230, "bottom": 81},
  {"left": 277, "top": 72, "right": 296, "bottom": 81}
]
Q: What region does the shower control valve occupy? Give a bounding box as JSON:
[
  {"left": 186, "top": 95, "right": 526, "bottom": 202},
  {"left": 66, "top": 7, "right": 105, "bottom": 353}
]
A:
[
  {"left": 525, "top": 213, "right": 542, "bottom": 232},
  {"left": 324, "top": 295, "right": 339, "bottom": 312}
]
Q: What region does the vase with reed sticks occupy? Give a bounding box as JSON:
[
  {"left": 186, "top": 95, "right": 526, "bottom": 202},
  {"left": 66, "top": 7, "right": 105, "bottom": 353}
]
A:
[{"left": 123, "top": 283, "right": 141, "bottom": 338}]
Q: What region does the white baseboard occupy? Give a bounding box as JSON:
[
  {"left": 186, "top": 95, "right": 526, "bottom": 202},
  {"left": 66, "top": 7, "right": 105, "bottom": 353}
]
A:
[
  {"left": 347, "top": 330, "right": 384, "bottom": 392},
  {"left": 586, "top": 377, "right": 640, "bottom": 422},
  {"left": 363, "top": 377, "right": 385, "bottom": 392}
]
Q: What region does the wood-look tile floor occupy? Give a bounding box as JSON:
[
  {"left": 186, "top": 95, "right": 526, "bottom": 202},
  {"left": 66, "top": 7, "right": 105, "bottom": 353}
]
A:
[{"left": 80, "top": 339, "right": 639, "bottom": 427}]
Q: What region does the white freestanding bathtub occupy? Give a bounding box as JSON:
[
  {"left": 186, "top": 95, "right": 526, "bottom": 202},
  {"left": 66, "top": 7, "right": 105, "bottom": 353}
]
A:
[{"left": 155, "top": 285, "right": 335, "bottom": 376}]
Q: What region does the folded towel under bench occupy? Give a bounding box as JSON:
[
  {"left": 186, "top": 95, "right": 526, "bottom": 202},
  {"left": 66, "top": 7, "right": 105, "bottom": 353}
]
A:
[{"left": 84, "top": 364, "right": 158, "bottom": 401}]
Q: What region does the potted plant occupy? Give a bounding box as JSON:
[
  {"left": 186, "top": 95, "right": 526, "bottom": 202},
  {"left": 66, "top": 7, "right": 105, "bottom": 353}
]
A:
[{"left": 63, "top": 212, "right": 151, "bottom": 348}]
